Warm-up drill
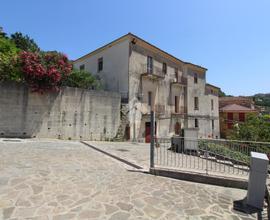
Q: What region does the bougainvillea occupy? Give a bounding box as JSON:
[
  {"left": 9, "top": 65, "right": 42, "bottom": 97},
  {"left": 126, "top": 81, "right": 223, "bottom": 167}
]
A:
[{"left": 20, "top": 51, "right": 72, "bottom": 93}]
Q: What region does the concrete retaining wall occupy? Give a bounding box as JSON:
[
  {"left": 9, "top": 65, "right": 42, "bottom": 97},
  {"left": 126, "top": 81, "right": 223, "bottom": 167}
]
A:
[{"left": 0, "top": 82, "right": 120, "bottom": 140}]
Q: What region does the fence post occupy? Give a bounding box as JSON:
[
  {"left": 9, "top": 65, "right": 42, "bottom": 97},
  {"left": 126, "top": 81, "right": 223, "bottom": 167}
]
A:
[
  {"left": 205, "top": 142, "right": 208, "bottom": 175},
  {"left": 150, "top": 110, "right": 155, "bottom": 168}
]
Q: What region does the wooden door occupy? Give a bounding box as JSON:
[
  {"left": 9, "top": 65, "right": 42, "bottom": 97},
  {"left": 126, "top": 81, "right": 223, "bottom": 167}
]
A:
[
  {"left": 145, "top": 122, "right": 156, "bottom": 143},
  {"left": 145, "top": 122, "right": 151, "bottom": 143}
]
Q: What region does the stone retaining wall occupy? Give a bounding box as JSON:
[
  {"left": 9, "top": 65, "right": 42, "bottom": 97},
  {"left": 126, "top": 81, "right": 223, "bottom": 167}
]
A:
[{"left": 0, "top": 82, "right": 120, "bottom": 140}]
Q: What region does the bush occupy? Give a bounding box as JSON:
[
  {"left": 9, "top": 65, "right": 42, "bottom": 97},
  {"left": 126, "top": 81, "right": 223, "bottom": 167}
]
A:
[
  {"left": 199, "top": 141, "right": 250, "bottom": 164},
  {"left": 19, "top": 51, "right": 72, "bottom": 93},
  {"left": 11, "top": 32, "right": 40, "bottom": 52},
  {"left": 0, "top": 36, "right": 21, "bottom": 81},
  {"left": 62, "top": 69, "right": 99, "bottom": 89},
  {"left": 229, "top": 114, "right": 270, "bottom": 142}
]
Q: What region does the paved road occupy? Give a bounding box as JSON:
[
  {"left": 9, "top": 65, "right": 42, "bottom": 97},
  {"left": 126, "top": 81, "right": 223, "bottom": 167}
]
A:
[{"left": 0, "top": 139, "right": 257, "bottom": 219}]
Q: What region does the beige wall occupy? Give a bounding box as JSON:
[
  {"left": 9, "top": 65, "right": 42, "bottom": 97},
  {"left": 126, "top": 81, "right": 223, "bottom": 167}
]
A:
[
  {"left": 186, "top": 68, "right": 220, "bottom": 138},
  {"left": 128, "top": 47, "right": 186, "bottom": 141},
  {"left": 73, "top": 39, "right": 130, "bottom": 94}
]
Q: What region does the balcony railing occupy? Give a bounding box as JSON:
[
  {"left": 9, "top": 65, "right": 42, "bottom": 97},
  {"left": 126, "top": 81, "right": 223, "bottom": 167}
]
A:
[
  {"left": 141, "top": 64, "right": 165, "bottom": 79},
  {"left": 171, "top": 76, "right": 187, "bottom": 86},
  {"left": 172, "top": 106, "right": 187, "bottom": 115},
  {"left": 154, "top": 104, "right": 165, "bottom": 115},
  {"left": 205, "top": 87, "right": 219, "bottom": 96}
]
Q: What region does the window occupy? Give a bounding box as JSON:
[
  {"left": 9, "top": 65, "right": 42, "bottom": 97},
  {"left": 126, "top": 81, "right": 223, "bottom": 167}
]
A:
[
  {"left": 227, "top": 112, "right": 233, "bottom": 129},
  {"left": 175, "top": 96, "right": 179, "bottom": 113},
  {"left": 211, "top": 99, "right": 214, "bottom": 110},
  {"left": 162, "top": 62, "right": 167, "bottom": 74},
  {"left": 79, "top": 64, "right": 85, "bottom": 71},
  {"left": 239, "top": 113, "right": 245, "bottom": 122},
  {"left": 195, "top": 118, "right": 199, "bottom": 128},
  {"left": 98, "top": 57, "right": 103, "bottom": 72},
  {"left": 175, "top": 68, "right": 178, "bottom": 81},
  {"left": 148, "top": 91, "right": 152, "bottom": 106},
  {"left": 194, "top": 73, "right": 198, "bottom": 84},
  {"left": 212, "top": 120, "right": 214, "bottom": 130},
  {"left": 147, "top": 56, "right": 153, "bottom": 73},
  {"left": 194, "top": 97, "right": 199, "bottom": 110}
]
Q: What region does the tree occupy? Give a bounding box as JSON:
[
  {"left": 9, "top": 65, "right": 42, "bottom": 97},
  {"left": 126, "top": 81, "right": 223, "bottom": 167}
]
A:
[
  {"left": 19, "top": 51, "right": 72, "bottom": 93},
  {"left": 11, "top": 32, "right": 40, "bottom": 52},
  {"left": 62, "top": 69, "right": 102, "bottom": 89},
  {"left": 218, "top": 89, "right": 226, "bottom": 97},
  {"left": 0, "top": 26, "right": 8, "bottom": 38},
  {"left": 62, "top": 69, "right": 95, "bottom": 89},
  {"left": 0, "top": 36, "right": 21, "bottom": 81},
  {"left": 229, "top": 114, "right": 270, "bottom": 142}
]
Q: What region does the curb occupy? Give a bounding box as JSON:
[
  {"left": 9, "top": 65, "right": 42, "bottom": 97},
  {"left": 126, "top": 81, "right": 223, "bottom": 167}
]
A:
[{"left": 81, "top": 141, "right": 144, "bottom": 170}]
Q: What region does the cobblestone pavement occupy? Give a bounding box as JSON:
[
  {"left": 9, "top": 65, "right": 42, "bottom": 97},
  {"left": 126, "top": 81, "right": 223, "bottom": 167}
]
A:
[
  {"left": 84, "top": 141, "right": 150, "bottom": 169},
  {"left": 0, "top": 139, "right": 257, "bottom": 219}
]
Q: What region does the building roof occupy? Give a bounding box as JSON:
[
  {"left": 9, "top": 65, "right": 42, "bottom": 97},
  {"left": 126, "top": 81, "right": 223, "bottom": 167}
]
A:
[
  {"left": 219, "top": 96, "right": 255, "bottom": 109},
  {"left": 220, "top": 104, "right": 256, "bottom": 112},
  {"left": 206, "top": 83, "right": 220, "bottom": 90},
  {"left": 74, "top": 33, "right": 207, "bottom": 71}
]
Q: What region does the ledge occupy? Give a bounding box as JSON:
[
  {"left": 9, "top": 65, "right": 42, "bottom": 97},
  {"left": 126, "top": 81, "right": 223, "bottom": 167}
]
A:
[{"left": 150, "top": 167, "right": 248, "bottom": 189}]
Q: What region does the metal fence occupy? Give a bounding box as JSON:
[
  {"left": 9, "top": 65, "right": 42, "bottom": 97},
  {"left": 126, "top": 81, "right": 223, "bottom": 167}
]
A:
[{"left": 154, "top": 137, "right": 270, "bottom": 178}]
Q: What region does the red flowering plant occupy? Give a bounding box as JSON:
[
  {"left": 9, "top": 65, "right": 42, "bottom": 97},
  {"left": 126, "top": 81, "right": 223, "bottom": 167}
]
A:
[{"left": 19, "top": 51, "right": 72, "bottom": 93}]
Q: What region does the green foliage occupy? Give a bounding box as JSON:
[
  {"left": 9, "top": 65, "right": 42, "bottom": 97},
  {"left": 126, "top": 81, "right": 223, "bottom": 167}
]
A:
[
  {"left": 229, "top": 114, "right": 270, "bottom": 142},
  {"left": 0, "top": 28, "right": 102, "bottom": 92},
  {"left": 0, "top": 27, "right": 8, "bottom": 38},
  {"left": 218, "top": 90, "right": 226, "bottom": 97},
  {"left": 254, "top": 93, "right": 270, "bottom": 107},
  {"left": 0, "top": 36, "right": 22, "bottom": 81},
  {"left": 199, "top": 141, "right": 250, "bottom": 164},
  {"left": 62, "top": 69, "right": 102, "bottom": 89},
  {"left": 11, "top": 32, "right": 40, "bottom": 52}
]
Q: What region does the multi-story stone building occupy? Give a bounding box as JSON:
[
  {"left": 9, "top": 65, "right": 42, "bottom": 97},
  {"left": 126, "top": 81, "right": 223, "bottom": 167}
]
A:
[{"left": 73, "top": 33, "right": 220, "bottom": 142}]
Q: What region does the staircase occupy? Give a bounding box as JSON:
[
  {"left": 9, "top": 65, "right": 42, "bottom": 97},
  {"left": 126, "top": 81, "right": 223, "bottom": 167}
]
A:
[{"left": 113, "top": 104, "right": 129, "bottom": 141}]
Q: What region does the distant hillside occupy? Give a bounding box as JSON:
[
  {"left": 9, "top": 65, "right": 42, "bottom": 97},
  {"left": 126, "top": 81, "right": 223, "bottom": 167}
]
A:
[
  {"left": 252, "top": 93, "right": 270, "bottom": 114},
  {"left": 253, "top": 93, "right": 270, "bottom": 107},
  {"left": 219, "top": 90, "right": 270, "bottom": 114}
]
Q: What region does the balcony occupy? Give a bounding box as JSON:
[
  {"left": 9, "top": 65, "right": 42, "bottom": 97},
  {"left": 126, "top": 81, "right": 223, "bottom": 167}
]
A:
[
  {"left": 141, "top": 64, "right": 165, "bottom": 80},
  {"left": 171, "top": 106, "right": 187, "bottom": 116},
  {"left": 170, "top": 76, "right": 187, "bottom": 87},
  {"left": 141, "top": 104, "right": 165, "bottom": 116},
  {"left": 154, "top": 104, "right": 165, "bottom": 115},
  {"left": 205, "top": 86, "right": 219, "bottom": 96}
]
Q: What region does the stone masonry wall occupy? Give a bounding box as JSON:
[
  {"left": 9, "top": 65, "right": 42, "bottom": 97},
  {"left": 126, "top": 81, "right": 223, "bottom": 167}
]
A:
[{"left": 0, "top": 82, "right": 120, "bottom": 140}]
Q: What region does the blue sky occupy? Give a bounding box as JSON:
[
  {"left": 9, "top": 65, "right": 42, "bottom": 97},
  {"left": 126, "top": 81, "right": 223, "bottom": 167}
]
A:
[{"left": 1, "top": 0, "right": 269, "bottom": 96}]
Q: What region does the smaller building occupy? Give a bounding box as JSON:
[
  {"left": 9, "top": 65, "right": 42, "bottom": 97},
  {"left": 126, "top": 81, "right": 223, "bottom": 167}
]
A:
[{"left": 219, "top": 101, "right": 257, "bottom": 138}]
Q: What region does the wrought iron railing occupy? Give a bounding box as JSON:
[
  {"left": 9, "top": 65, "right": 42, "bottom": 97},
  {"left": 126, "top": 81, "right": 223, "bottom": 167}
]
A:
[
  {"left": 154, "top": 104, "right": 165, "bottom": 115},
  {"left": 154, "top": 137, "right": 270, "bottom": 177},
  {"left": 141, "top": 64, "right": 164, "bottom": 78}
]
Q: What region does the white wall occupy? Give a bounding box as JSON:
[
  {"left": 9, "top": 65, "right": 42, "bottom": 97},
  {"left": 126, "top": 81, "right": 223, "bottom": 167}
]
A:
[{"left": 74, "top": 39, "right": 130, "bottom": 94}]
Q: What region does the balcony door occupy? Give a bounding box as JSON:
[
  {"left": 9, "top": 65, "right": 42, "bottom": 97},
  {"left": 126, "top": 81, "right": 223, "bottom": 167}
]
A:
[
  {"left": 175, "top": 96, "right": 179, "bottom": 113},
  {"left": 147, "top": 56, "right": 153, "bottom": 74}
]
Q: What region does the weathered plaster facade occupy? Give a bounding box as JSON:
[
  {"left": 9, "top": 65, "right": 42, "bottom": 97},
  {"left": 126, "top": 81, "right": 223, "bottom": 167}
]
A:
[{"left": 74, "top": 33, "right": 220, "bottom": 142}]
